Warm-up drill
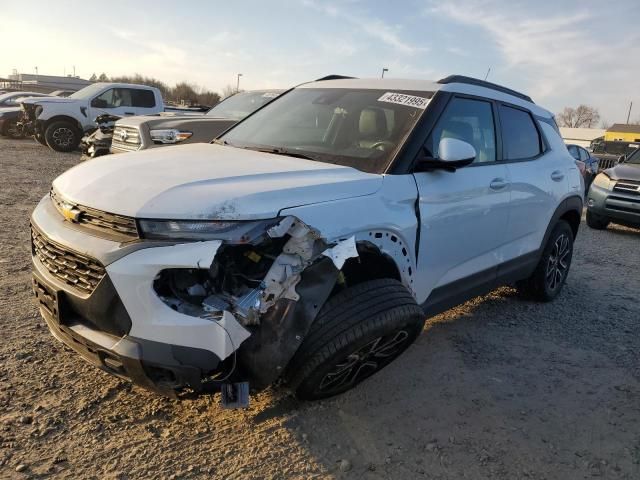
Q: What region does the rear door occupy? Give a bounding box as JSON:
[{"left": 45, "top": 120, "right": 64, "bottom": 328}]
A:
[
  {"left": 412, "top": 95, "right": 511, "bottom": 306},
  {"left": 499, "top": 104, "right": 569, "bottom": 262}
]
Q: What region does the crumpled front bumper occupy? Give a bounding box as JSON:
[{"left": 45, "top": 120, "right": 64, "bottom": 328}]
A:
[{"left": 30, "top": 195, "right": 251, "bottom": 396}]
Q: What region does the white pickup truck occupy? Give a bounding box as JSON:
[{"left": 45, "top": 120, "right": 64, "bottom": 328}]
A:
[{"left": 20, "top": 83, "right": 164, "bottom": 152}]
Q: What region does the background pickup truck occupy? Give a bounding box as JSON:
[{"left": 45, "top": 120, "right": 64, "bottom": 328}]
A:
[
  {"left": 20, "top": 82, "right": 166, "bottom": 152},
  {"left": 107, "top": 89, "right": 283, "bottom": 154}
]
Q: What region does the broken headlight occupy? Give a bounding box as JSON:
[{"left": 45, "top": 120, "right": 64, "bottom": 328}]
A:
[{"left": 138, "top": 218, "right": 281, "bottom": 242}]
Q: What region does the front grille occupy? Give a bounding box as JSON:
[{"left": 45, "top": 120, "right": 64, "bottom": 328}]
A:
[
  {"left": 32, "top": 228, "right": 106, "bottom": 295},
  {"left": 51, "top": 189, "right": 139, "bottom": 240},
  {"left": 111, "top": 125, "right": 142, "bottom": 151},
  {"left": 613, "top": 180, "right": 640, "bottom": 196}
]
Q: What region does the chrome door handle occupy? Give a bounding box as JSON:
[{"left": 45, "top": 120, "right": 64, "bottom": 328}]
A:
[
  {"left": 551, "top": 170, "right": 565, "bottom": 182},
  {"left": 489, "top": 178, "right": 508, "bottom": 190}
]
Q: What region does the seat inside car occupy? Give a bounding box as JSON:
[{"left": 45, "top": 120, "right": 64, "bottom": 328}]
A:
[{"left": 358, "top": 107, "right": 389, "bottom": 149}]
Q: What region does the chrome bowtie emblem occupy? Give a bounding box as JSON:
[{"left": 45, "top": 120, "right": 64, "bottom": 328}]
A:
[
  {"left": 119, "top": 129, "right": 128, "bottom": 141},
  {"left": 61, "top": 204, "right": 81, "bottom": 222}
]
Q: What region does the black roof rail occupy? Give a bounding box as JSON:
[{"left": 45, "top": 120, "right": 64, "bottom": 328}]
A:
[
  {"left": 315, "top": 75, "right": 357, "bottom": 81},
  {"left": 437, "top": 75, "right": 533, "bottom": 103}
]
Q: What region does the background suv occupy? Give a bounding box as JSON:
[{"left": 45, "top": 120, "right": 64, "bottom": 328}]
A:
[{"left": 31, "top": 75, "right": 583, "bottom": 403}]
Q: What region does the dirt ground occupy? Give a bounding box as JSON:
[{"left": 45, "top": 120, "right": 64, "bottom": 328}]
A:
[{"left": 0, "top": 136, "right": 639, "bottom": 480}]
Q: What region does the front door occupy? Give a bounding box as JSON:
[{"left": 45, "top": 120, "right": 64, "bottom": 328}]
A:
[{"left": 411, "top": 96, "right": 511, "bottom": 308}]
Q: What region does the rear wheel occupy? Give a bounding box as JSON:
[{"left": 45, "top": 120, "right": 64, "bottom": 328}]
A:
[
  {"left": 586, "top": 210, "right": 609, "bottom": 230},
  {"left": 287, "top": 278, "right": 425, "bottom": 400},
  {"left": 45, "top": 120, "right": 80, "bottom": 152},
  {"left": 517, "top": 220, "right": 573, "bottom": 302}
]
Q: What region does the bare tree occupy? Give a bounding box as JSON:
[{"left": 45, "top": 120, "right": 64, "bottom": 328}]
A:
[
  {"left": 556, "top": 105, "right": 601, "bottom": 128},
  {"left": 221, "top": 84, "right": 242, "bottom": 99},
  {"left": 600, "top": 120, "right": 611, "bottom": 129}
]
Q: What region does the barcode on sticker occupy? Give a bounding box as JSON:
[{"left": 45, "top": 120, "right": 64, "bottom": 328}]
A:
[{"left": 378, "top": 92, "right": 429, "bottom": 109}]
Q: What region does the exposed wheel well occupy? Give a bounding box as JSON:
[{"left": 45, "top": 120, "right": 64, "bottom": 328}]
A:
[
  {"left": 341, "top": 242, "right": 401, "bottom": 287},
  {"left": 43, "top": 116, "right": 83, "bottom": 133},
  {"left": 560, "top": 209, "right": 581, "bottom": 238}
]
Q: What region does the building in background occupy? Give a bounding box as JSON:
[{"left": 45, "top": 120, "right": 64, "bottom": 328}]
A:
[
  {"left": 604, "top": 124, "right": 640, "bottom": 142},
  {"left": 559, "top": 127, "right": 606, "bottom": 148},
  {"left": 6, "top": 73, "right": 92, "bottom": 93}
]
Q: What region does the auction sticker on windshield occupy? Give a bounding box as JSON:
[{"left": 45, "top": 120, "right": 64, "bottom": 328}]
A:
[{"left": 378, "top": 92, "right": 430, "bottom": 109}]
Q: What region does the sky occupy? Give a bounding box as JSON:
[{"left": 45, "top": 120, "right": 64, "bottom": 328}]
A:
[{"left": 1, "top": 0, "right": 639, "bottom": 124}]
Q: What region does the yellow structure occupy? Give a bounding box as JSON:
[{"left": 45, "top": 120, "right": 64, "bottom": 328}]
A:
[{"left": 604, "top": 124, "right": 640, "bottom": 142}]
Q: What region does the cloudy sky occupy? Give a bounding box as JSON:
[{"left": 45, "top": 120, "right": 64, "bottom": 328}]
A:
[{"left": 1, "top": 0, "right": 638, "bottom": 124}]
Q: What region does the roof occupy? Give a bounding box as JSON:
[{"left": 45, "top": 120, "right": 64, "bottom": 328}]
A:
[
  {"left": 299, "top": 76, "right": 551, "bottom": 118},
  {"left": 606, "top": 123, "right": 640, "bottom": 134}
]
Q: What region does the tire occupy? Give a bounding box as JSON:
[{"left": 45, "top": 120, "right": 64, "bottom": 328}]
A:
[
  {"left": 516, "top": 220, "right": 573, "bottom": 302},
  {"left": 287, "top": 278, "right": 425, "bottom": 400},
  {"left": 586, "top": 210, "right": 609, "bottom": 230},
  {"left": 45, "top": 120, "right": 80, "bottom": 152},
  {"left": 1, "top": 119, "right": 24, "bottom": 139}
]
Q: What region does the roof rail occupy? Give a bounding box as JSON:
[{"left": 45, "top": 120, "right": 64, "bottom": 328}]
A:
[
  {"left": 315, "top": 75, "right": 357, "bottom": 81},
  {"left": 437, "top": 75, "right": 533, "bottom": 103}
]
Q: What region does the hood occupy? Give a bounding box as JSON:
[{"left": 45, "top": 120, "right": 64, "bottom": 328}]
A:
[
  {"left": 53, "top": 143, "right": 383, "bottom": 219},
  {"left": 117, "top": 115, "right": 232, "bottom": 129},
  {"left": 0, "top": 106, "right": 21, "bottom": 114},
  {"left": 21, "top": 97, "right": 81, "bottom": 106},
  {"left": 607, "top": 162, "right": 640, "bottom": 181}
]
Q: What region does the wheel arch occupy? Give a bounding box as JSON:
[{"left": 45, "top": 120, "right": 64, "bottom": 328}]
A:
[
  {"left": 43, "top": 115, "right": 83, "bottom": 133},
  {"left": 542, "top": 195, "right": 583, "bottom": 248}
]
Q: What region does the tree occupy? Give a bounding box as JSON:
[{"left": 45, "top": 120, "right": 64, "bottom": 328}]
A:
[
  {"left": 89, "top": 73, "right": 97, "bottom": 82},
  {"left": 97, "top": 72, "right": 109, "bottom": 82},
  {"left": 556, "top": 105, "right": 601, "bottom": 128},
  {"left": 221, "top": 84, "right": 242, "bottom": 99}
]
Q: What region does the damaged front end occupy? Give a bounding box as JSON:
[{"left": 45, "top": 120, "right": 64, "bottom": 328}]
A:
[
  {"left": 147, "top": 216, "right": 358, "bottom": 394},
  {"left": 17, "top": 102, "right": 40, "bottom": 138},
  {"left": 80, "top": 114, "right": 120, "bottom": 159}
]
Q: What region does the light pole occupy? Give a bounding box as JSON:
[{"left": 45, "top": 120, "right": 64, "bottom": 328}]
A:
[
  {"left": 381, "top": 67, "right": 388, "bottom": 78},
  {"left": 236, "top": 73, "right": 243, "bottom": 93}
]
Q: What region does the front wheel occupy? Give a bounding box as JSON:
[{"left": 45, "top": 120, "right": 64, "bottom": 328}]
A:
[
  {"left": 45, "top": 121, "right": 80, "bottom": 152},
  {"left": 586, "top": 210, "right": 609, "bottom": 230},
  {"left": 286, "top": 278, "right": 425, "bottom": 400},
  {"left": 517, "top": 220, "right": 574, "bottom": 302}
]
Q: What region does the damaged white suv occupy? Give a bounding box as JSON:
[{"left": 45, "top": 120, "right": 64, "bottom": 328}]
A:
[{"left": 31, "top": 75, "right": 583, "bottom": 403}]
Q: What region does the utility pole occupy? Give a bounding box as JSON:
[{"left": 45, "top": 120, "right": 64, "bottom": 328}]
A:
[
  {"left": 236, "top": 73, "right": 243, "bottom": 93},
  {"left": 73, "top": 65, "right": 76, "bottom": 77},
  {"left": 381, "top": 67, "right": 388, "bottom": 78},
  {"left": 484, "top": 67, "right": 491, "bottom": 81},
  {"left": 626, "top": 101, "right": 633, "bottom": 124}
]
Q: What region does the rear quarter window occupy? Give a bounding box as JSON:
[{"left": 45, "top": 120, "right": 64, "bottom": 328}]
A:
[
  {"left": 500, "top": 105, "right": 542, "bottom": 160},
  {"left": 131, "top": 89, "right": 156, "bottom": 108}
]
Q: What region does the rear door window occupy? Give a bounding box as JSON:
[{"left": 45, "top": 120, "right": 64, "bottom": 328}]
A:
[
  {"left": 499, "top": 105, "right": 542, "bottom": 160},
  {"left": 131, "top": 89, "right": 156, "bottom": 108}
]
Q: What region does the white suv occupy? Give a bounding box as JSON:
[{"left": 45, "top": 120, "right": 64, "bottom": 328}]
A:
[{"left": 31, "top": 75, "right": 583, "bottom": 403}]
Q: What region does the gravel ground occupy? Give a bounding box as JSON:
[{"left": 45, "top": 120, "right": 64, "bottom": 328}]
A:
[{"left": 1, "top": 136, "right": 639, "bottom": 479}]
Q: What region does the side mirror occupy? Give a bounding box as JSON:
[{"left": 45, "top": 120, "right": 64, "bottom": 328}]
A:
[{"left": 415, "top": 137, "right": 476, "bottom": 172}]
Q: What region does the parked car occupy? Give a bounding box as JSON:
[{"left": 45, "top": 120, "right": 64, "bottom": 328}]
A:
[
  {"left": 0, "top": 91, "right": 50, "bottom": 108},
  {"left": 49, "top": 90, "right": 76, "bottom": 98},
  {"left": 0, "top": 93, "right": 55, "bottom": 138},
  {"left": 87, "top": 90, "right": 282, "bottom": 156},
  {"left": 19, "top": 83, "right": 164, "bottom": 152},
  {"left": 31, "top": 75, "right": 582, "bottom": 405},
  {"left": 590, "top": 138, "right": 640, "bottom": 170},
  {"left": 567, "top": 143, "right": 599, "bottom": 192},
  {"left": 586, "top": 147, "right": 640, "bottom": 229}
]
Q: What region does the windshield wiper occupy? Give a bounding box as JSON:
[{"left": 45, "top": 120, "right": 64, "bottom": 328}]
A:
[
  {"left": 254, "top": 147, "right": 317, "bottom": 161},
  {"left": 212, "top": 138, "right": 231, "bottom": 146}
]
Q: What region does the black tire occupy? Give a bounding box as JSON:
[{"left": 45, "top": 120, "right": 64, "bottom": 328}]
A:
[
  {"left": 45, "top": 120, "right": 80, "bottom": 152},
  {"left": 586, "top": 210, "right": 609, "bottom": 230},
  {"left": 287, "top": 278, "right": 425, "bottom": 400},
  {"left": 516, "top": 220, "right": 573, "bottom": 302},
  {"left": 1, "top": 119, "right": 24, "bottom": 139}
]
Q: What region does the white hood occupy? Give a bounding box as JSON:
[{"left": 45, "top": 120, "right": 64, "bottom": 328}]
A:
[
  {"left": 53, "top": 144, "right": 383, "bottom": 219},
  {"left": 22, "top": 96, "right": 82, "bottom": 105}
]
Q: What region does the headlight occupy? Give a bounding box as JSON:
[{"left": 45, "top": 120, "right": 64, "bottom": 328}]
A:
[
  {"left": 138, "top": 218, "right": 281, "bottom": 242},
  {"left": 150, "top": 129, "right": 193, "bottom": 144},
  {"left": 592, "top": 173, "right": 613, "bottom": 190}
]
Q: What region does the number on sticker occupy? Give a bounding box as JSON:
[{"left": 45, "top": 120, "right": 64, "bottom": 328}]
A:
[{"left": 378, "top": 92, "right": 429, "bottom": 109}]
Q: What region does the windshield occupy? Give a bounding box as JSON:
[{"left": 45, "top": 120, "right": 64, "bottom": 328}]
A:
[
  {"left": 220, "top": 88, "right": 432, "bottom": 174},
  {"left": 625, "top": 148, "right": 640, "bottom": 164},
  {"left": 207, "top": 91, "right": 281, "bottom": 121},
  {"left": 69, "top": 84, "right": 106, "bottom": 100}
]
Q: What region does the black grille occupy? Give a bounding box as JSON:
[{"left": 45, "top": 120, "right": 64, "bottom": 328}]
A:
[
  {"left": 32, "top": 228, "right": 106, "bottom": 295},
  {"left": 51, "top": 189, "right": 138, "bottom": 240},
  {"left": 613, "top": 180, "right": 640, "bottom": 196}
]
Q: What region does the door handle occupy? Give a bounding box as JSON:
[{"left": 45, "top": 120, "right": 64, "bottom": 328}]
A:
[
  {"left": 124, "top": 111, "right": 135, "bottom": 115},
  {"left": 489, "top": 178, "right": 508, "bottom": 191},
  {"left": 551, "top": 170, "right": 565, "bottom": 182}
]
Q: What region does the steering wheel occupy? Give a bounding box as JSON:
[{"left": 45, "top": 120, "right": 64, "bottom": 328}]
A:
[{"left": 368, "top": 140, "right": 396, "bottom": 151}]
